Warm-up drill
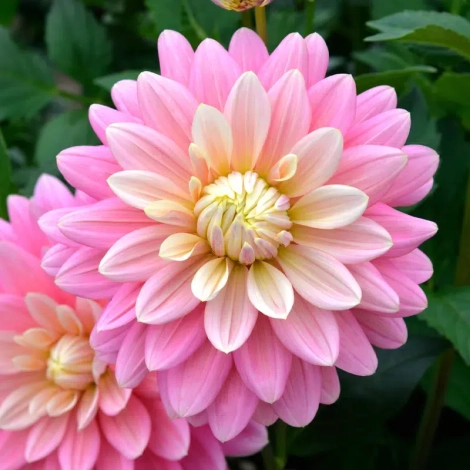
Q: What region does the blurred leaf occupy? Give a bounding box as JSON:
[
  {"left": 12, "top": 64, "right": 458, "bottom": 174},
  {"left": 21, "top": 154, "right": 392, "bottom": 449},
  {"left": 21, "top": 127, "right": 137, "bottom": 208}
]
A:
[
  {"left": 145, "top": 0, "right": 183, "bottom": 31},
  {"left": 366, "top": 11, "right": 470, "bottom": 61},
  {"left": 0, "top": 28, "right": 55, "bottom": 119},
  {"left": 0, "top": 0, "right": 19, "bottom": 26},
  {"left": 422, "top": 353, "right": 470, "bottom": 421},
  {"left": 429, "top": 437, "right": 470, "bottom": 470},
  {"left": 35, "top": 110, "right": 99, "bottom": 175},
  {"left": 354, "top": 48, "right": 413, "bottom": 71},
  {"left": 355, "top": 66, "right": 436, "bottom": 95},
  {"left": 371, "top": 0, "right": 428, "bottom": 21},
  {"left": 46, "top": 0, "right": 113, "bottom": 85},
  {"left": 0, "top": 127, "right": 12, "bottom": 219},
  {"left": 434, "top": 72, "right": 470, "bottom": 125},
  {"left": 94, "top": 70, "right": 142, "bottom": 91},
  {"left": 421, "top": 288, "right": 470, "bottom": 364}
]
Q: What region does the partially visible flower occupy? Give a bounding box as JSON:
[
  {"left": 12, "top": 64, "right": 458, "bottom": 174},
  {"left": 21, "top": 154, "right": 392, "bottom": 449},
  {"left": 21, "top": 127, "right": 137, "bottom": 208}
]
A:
[
  {"left": 212, "top": 0, "right": 273, "bottom": 11},
  {"left": 0, "top": 176, "right": 267, "bottom": 469},
  {"left": 41, "top": 29, "right": 438, "bottom": 435}
]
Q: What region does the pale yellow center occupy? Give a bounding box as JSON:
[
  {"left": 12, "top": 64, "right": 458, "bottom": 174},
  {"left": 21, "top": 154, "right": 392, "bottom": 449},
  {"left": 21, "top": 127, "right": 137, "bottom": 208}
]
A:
[
  {"left": 194, "top": 171, "right": 293, "bottom": 264},
  {"left": 220, "top": 0, "right": 263, "bottom": 10},
  {"left": 46, "top": 334, "right": 95, "bottom": 391}
]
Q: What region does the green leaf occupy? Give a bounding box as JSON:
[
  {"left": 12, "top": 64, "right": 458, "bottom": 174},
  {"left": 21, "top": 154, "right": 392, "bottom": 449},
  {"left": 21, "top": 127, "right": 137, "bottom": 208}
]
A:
[
  {"left": 35, "top": 110, "right": 99, "bottom": 175},
  {"left": 366, "top": 11, "right": 470, "bottom": 62},
  {"left": 421, "top": 288, "right": 470, "bottom": 364},
  {"left": 46, "top": 0, "right": 113, "bottom": 84},
  {"left": 94, "top": 70, "right": 142, "bottom": 91},
  {"left": 371, "top": 0, "right": 427, "bottom": 21},
  {"left": 145, "top": 0, "right": 183, "bottom": 31},
  {"left": 0, "top": 127, "right": 12, "bottom": 219},
  {"left": 354, "top": 66, "right": 436, "bottom": 95},
  {"left": 0, "top": 0, "right": 19, "bottom": 26},
  {"left": 434, "top": 72, "right": 470, "bottom": 125},
  {"left": 0, "top": 28, "right": 55, "bottom": 119}
]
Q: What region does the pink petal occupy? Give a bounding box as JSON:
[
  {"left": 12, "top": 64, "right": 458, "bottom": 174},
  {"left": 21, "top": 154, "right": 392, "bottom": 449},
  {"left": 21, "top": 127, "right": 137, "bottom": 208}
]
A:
[
  {"left": 0, "top": 294, "right": 36, "bottom": 331},
  {"left": 98, "top": 371, "right": 132, "bottom": 416},
  {"left": 89, "top": 104, "right": 140, "bottom": 145},
  {"left": 56, "top": 247, "right": 119, "bottom": 300},
  {"left": 189, "top": 38, "right": 242, "bottom": 111},
  {"left": 292, "top": 216, "right": 392, "bottom": 264},
  {"left": 205, "top": 265, "right": 258, "bottom": 353},
  {"left": 247, "top": 261, "right": 294, "bottom": 319},
  {"left": 90, "top": 323, "right": 131, "bottom": 364},
  {"left": 181, "top": 426, "right": 226, "bottom": 470},
  {"left": 221, "top": 420, "right": 268, "bottom": 457},
  {"left": 365, "top": 203, "right": 438, "bottom": 258},
  {"left": 76, "top": 386, "right": 99, "bottom": 430},
  {"left": 58, "top": 417, "right": 100, "bottom": 470},
  {"left": 57, "top": 145, "right": 120, "bottom": 200},
  {"left": 99, "top": 225, "right": 178, "bottom": 283},
  {"left": 0, "top": 429, "right": 28, "bottom": 469},
  {"left": 157, "top": 341, "right": 232, "bottom": 418},
  {"left": 0, "top": 219, "right": 15, "bottom": 243},
  {"left": 270, "top": 296, "right": 339, "bottom": 366},
  {"left": 106, "top": 122, "right": 191, "bottom": 185},
  {"left": 354, "top": 86, "right": 397, "bottom": 124},
  {"left": 99, "top": 395, "right": 151, "bottom": 459},
  {"left": 234, "top": 315, "right": 292, "bottom": 403},
  {"left": 256, "top": 70, "right": 310, "bottom": 174},
  {"left": 345, "top": 109, "right": 410, "bottom": 148},
  {"left": 26, "top": 414, "right": 69, "bottom": 462},
  {"left": 31, "top": 174, "right": 75, "bottom": 217},
  {"left": 253, "top": 402, "right": 278, "bottom": 426},
  {"left": 111, "top": 79, "right": 141, "bottom": 119},
  {"left": 186, "top": 411, "right": 208, "bottom": 428},
  {"left": 309, "top": 74, "right": 357, "bottom": 135},
  {"left": 279, "top": 127, "right": 342, "bottom": 198},
  {"left": 95, "top": 439, "right": 134, "bottom": 470},
  {"left": 144, "top": 397, "right": 190, "bottom": 460},
  {"left": 277, "top": 245, "right": 362, "bottom": 311},
  {"left": 38, "top": 206, "right": 80, "bottom": 247},
  {"left": 58, "top": 198, "right": 151, "bottom": 250},
  {"left": 305, "top": 33, "right": 329, "bottom": 87},
  {"left": 272, "top": 358, "right": 321, "bottom": 427},
  {"left": 41, "top": 244, "right": 77, "bottom": 277},
  {"left": 158, "top": 30, "right": 194, "bottom": 85},
  {"left": 320, "top": 366, "right": 340, "bottom": 405},
  {"left": 289, "top": 185, "right": 368, "bottom": 229},
  {"left": 382, "top": 145, "right": 439, "bottom": 206},
  {"left": 258, "top": 33, "right": 308, "bottom": 90},
  {"left": 348, "top": 262, "right": 399, "bottom": 314},
  {"left": 334, "top": 311, "right": 378, "bottom": 376},
  {"left": 228, "top": 28, "right": 269, "bottom": 73},
  {"left": 328, "top": 145, "right": 408, "bottom": 206},
  {"left": 389, "top": 249, "right": 433, "bottom": 284},
  {"left": 136, "top": 255, "right": 206, "bottom": 324},
  {"left": 354, "top": 310, "right": 408, "bottom": 349},
  {"left": 207, "top": 367, "right": 258, "bottom": 442},
  {"left": 389, "top": 177, "right": 434, "bottom": 207},
  {"left": 145, "top": 305, "right": 206, "bottom": 371},
  {"left": 224, "top": 72, "right": 271, "bottom": 172},
  {"left": 96, "top": 283, "right": 140, "bottom": 332},
  {"left": 373, "top": 258, "right": 428, "bottom": 317},
  {"left": 115, "top": 322, "right": 148, "bottom": 388},
  {"left": 137, "top": 451, "right": 183, "bottom": 470}
]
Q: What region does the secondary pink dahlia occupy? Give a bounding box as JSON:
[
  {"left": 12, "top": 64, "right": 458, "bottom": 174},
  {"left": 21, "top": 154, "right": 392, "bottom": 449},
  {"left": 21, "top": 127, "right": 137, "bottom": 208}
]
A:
[
  {"left": 0, "top": 176, "right": 267, "bottom": 469},
  {"left": 212, "top": 0, "right": 273, "bottom": 11},
  {"left": 42, "top": 29, "right": 438, "bottom": 433}
]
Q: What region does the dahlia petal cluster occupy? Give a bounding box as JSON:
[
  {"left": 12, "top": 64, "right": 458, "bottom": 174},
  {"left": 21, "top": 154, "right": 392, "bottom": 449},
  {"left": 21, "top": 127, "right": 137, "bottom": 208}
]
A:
[
  {"left": 0, "top": 176, "right": 267, "bottom": 469},
  {"left": 41, "top": 28, "right": 438, "bottom": 434},
  {"left": 212, "top": 0, "right": 273, "bottom": 11}
]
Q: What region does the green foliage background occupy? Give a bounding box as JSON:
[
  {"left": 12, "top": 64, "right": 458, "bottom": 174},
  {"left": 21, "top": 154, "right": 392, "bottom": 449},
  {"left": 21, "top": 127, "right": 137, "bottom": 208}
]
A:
[{"left": 1, "top": 0, "right": 470, "bottom": 468}]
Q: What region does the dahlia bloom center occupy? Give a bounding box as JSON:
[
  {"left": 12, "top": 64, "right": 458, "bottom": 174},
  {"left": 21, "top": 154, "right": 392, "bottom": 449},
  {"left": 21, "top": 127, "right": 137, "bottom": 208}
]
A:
[
  {"left": 194, "top": 171, "right": 292, "bottom": 263},
  {"left": 46, "top": 334, "right": 94, "bottom": 390}
]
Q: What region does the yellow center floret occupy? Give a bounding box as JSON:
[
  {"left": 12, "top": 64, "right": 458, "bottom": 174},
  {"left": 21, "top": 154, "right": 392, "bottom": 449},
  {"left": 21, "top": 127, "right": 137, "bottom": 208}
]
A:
[{"left": 194, "top": 171, "right": 293, "bottom": 264}]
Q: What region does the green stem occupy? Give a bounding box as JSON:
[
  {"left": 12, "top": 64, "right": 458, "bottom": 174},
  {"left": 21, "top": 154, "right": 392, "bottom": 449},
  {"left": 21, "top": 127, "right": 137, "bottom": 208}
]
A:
[
  {"left": 410, "top": 349, "right": 454, "bottom": 470},
  {"left": 261, "top": 443, "right": 275, "bottom": 470},
  {"left": 450, "top": 0, "right": 462, "bottom": 15},
  {"left": 254, "top": 6, "right": 267, "bottom": 45},
  {"left": 305, "top": 0, "right": 316, "bottom": 35},
  {"left": 241, "top": 10, "right": 253, "bottom": 29},
  {"left": 274, "top": 421, "right": 287, "bottom": 470}
]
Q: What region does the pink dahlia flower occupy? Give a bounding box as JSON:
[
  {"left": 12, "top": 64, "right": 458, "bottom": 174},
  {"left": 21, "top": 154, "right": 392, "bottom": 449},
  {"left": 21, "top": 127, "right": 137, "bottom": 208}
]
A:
[
  {"left": 0, "top": 176, "right": 267, "bottom": 469},
  {"left": 41, "top": 29, "right": 438, "bottom": 434},
  {"left": 211, "top": 0, "right": 273, "bottom": 11}
]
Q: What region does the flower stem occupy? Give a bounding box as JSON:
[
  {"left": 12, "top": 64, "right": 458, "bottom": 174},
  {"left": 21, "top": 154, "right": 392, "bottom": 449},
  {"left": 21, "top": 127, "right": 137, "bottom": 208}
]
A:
[
  {"left": 261, "top": 443, "right": 275, "bottom": 470},
  {"left": 241, "top": 10, "right": 253, "bottom": 29},
  {"left": 255, "top": 7, "right": 267, "bottom": 45},
  {"left": 305, "top": 0, "right": 316, "bottom": 35},
  {"left": 274, "top": 421, "right": 287, "bottom": 470},
  {"left": 410, "top": 348, "right": 454, "bottom": 470},
  {"left": 450, "top": 0, "right": 462, "bottom": 15}
]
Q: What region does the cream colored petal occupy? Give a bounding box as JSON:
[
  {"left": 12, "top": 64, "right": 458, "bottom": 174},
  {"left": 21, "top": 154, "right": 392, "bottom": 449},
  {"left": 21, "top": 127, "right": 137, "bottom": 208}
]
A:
[
  {"left": 159, "top": 233, "right": 210, "bottom": 261},
  {"left": 56, "top": 305, "right": 83, "bottom": 336},
  {"left": 267, "top": 154, "right": 298, "bottom": 184},
  {"left": 46, "top": 390, "right": 79, "bottom": 417},
  {"left": 144, "top": 200, "right": 196, "bottom": 230},
  {"left": 191, "top": 257, "right": 234, "bottom": 301}
]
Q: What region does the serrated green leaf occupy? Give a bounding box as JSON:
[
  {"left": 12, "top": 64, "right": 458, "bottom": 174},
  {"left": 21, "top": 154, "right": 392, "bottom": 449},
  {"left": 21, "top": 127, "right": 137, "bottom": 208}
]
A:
[
  {"left": 366, "top": 11, "right": 470, "bottom": 62},
  {"left": 94, "top": 70, "right": 142, "bottom": 91},
  {"left": 46, "top": 0, "right": 113, "bottom": 84},
  {"left": 421, "top": 288, "right": 470, "bottom": 364},
  {"left": 35, "top": 110, "right": 99, "bottom": 174},
  {"left": 371, "top": 0, "right": 427, "bottom": 21},
  {"left": 0, "top": 127, "right": 12, "bottom": 219},
  {"left": 0, "top": 28, "right": 55, "bottom": 119},
  {"left": 354, "top": 66, "right": 436, "bottom": 95}
]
